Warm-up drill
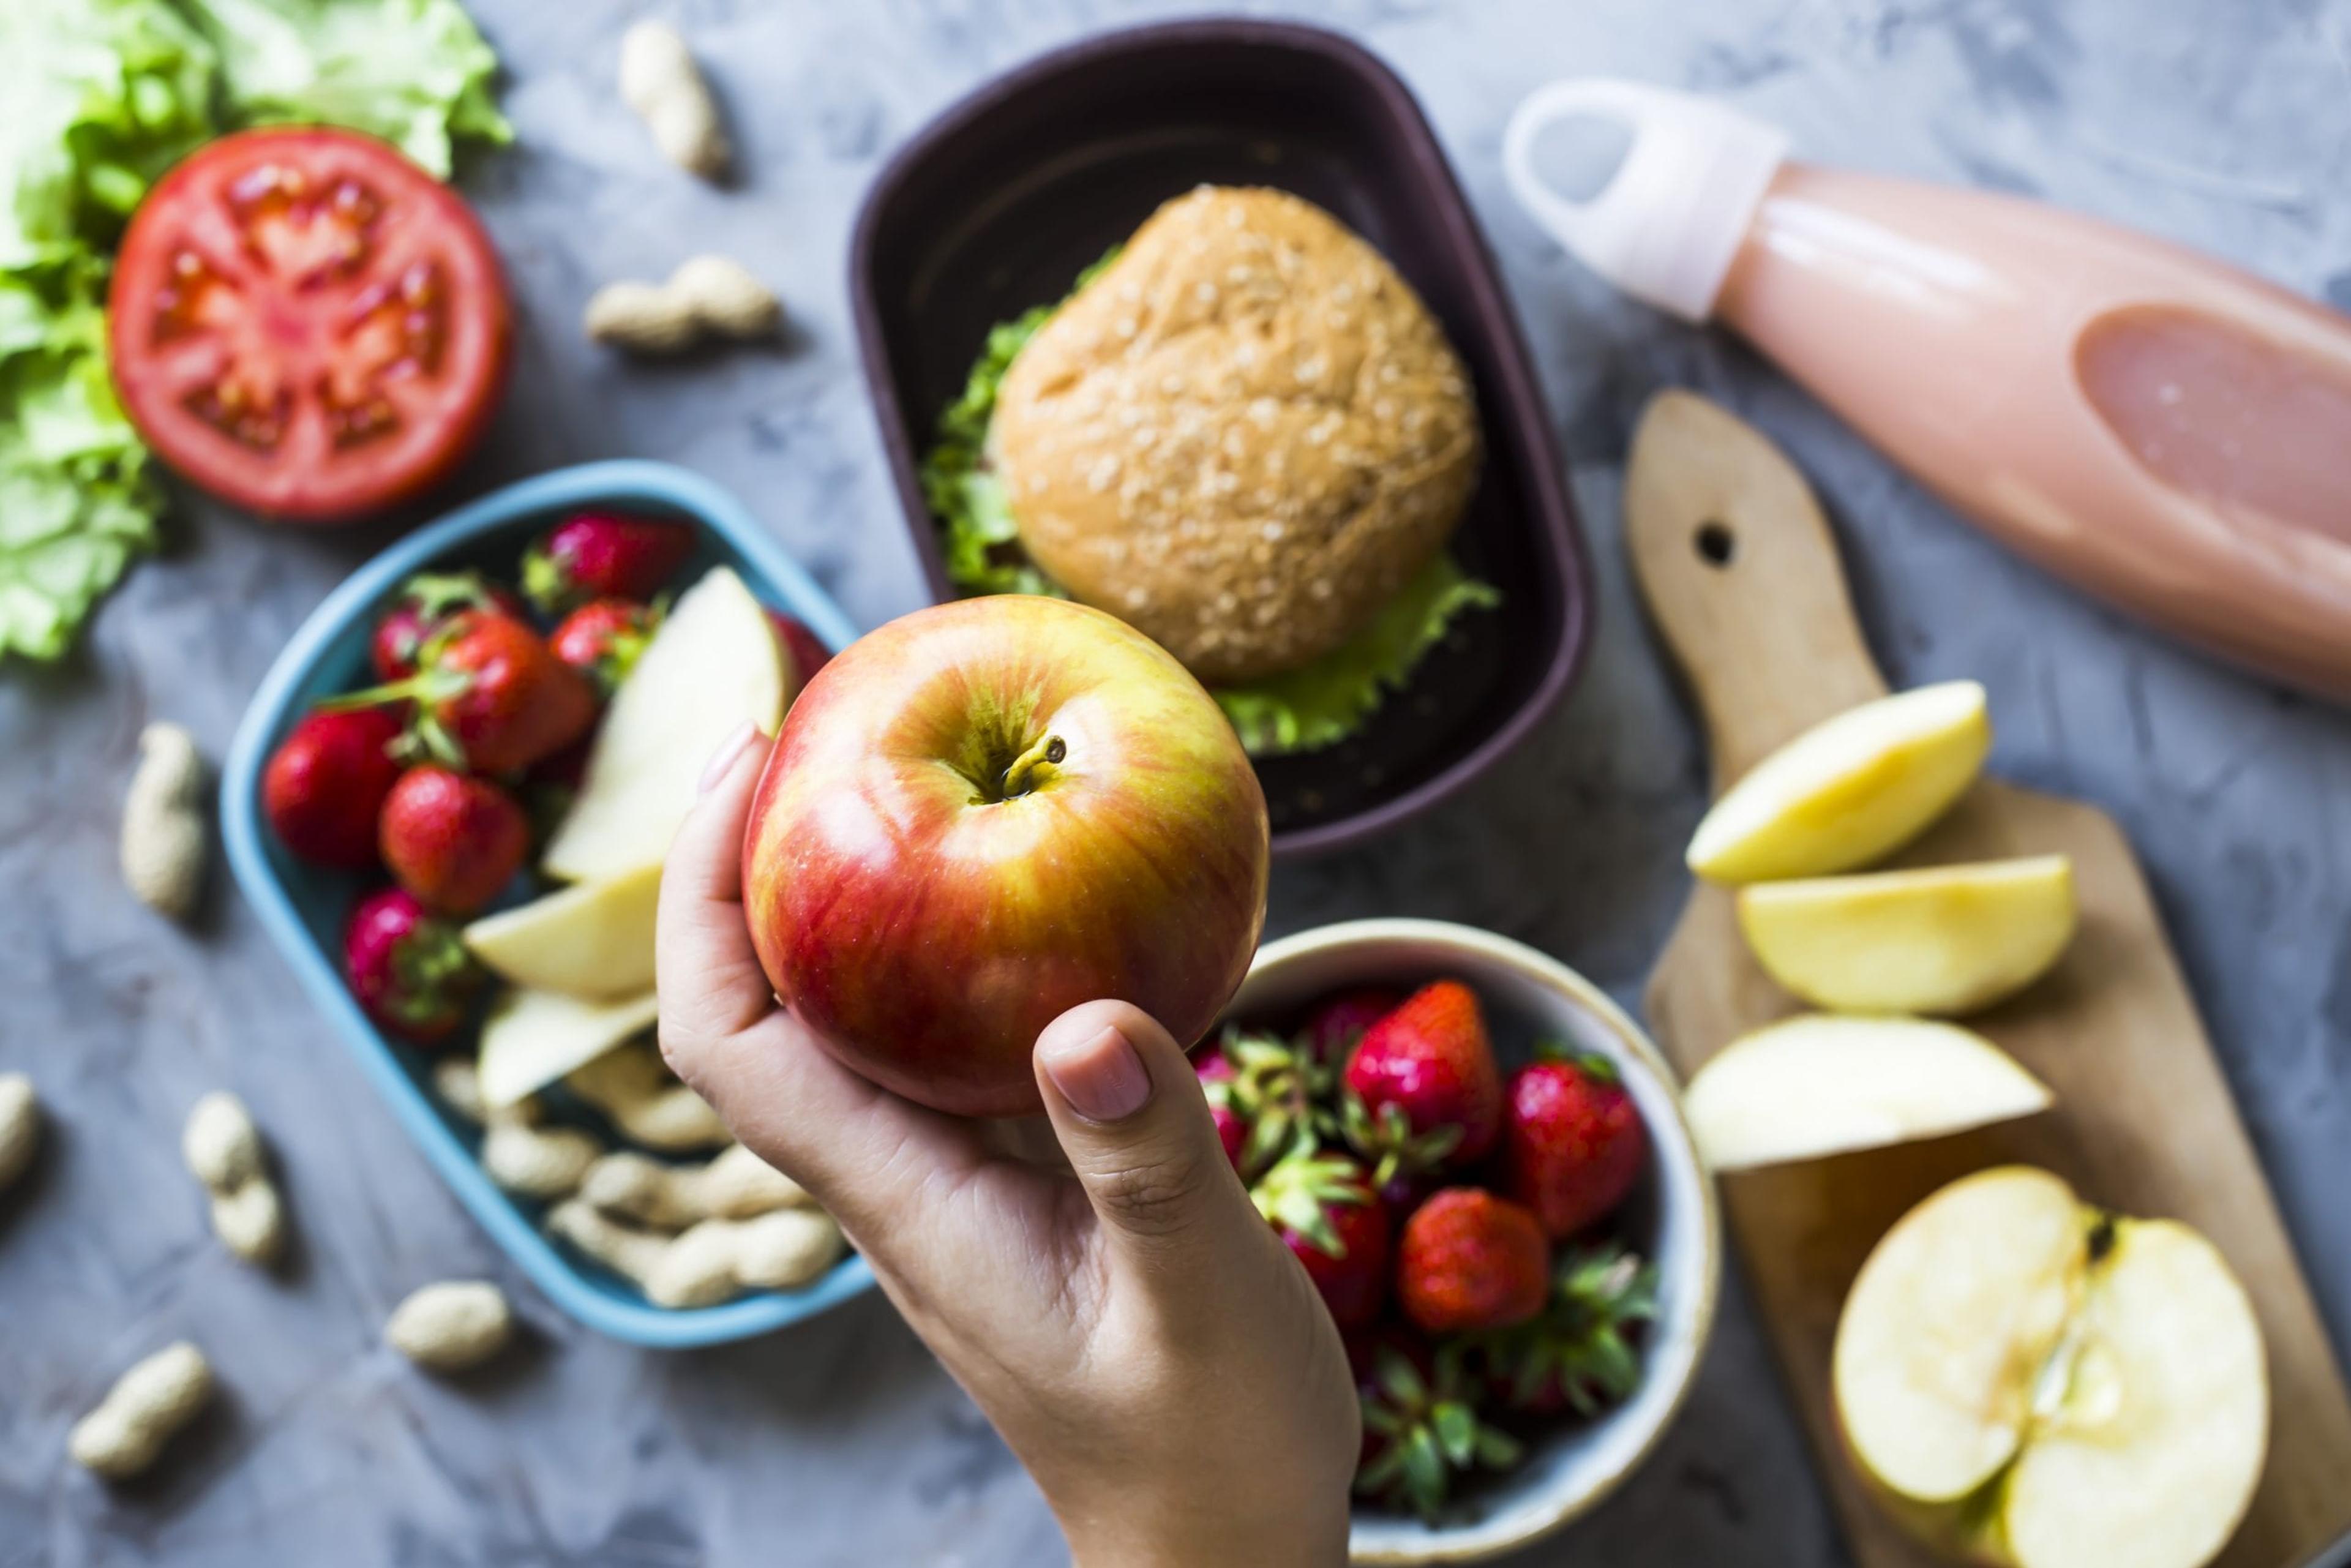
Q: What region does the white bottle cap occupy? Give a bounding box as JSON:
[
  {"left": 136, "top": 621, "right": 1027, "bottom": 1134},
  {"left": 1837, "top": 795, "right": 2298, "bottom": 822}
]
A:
[{"left": 1504, "top": 80, "right": 1789, "bottom": 323}]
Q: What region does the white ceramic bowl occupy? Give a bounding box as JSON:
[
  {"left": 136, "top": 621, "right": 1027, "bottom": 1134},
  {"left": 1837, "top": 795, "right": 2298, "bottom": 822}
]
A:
[{"left": 1223, "top": 920, "right": 1721, "bottom": 1564}]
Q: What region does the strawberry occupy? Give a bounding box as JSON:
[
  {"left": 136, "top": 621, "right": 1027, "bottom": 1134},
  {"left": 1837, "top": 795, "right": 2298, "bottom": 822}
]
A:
[
  {"left": 767, "top": 609, "right": 832, "bottom": 687},
  {"left": 344, "top": 887, "right": 481, "bottom": 1045},
  {"left": 1252, "top": 1151, "right": 1391, "bottom": 1330},
  {"left": 1194, "top": 1045, "right": 1248, "bottom": 1169},
  {"left": 328, "top": 610, "right": 596, "bottom": 775},
  {"left": 370, "top": 571, "right": 525, "bottom": 681},
  {"left": 1218, "top": 1025, "right": 1340, "bottom": 1179},
  {"left": 1302, "top": 986, "right": 1403, "bottom": 1067},
  {"left": 1501, "top": 1050, "right": 1647, "bottom": 1239},
  {"left": 550, "top": 598, "right": 660, "bottom": 697},
  {"left": 522, "top": 512, "right": 694, "bottom": 613},
  {"left": 1342, "top": 980, "right": 1504, "bottom": 1182},
  {"left": 263, "top": 708, "right": 404, "bottom": 868},
  {"left": 379, "top": 766, "right": 528, "bottom": 915},
  {"left": 1351, "top": 1330, "right": 1523, "bottom": 1521},
  {"left": 1396, "top": 1188, "right": 1550, "bottom": 1335},
  {"left": 1483, "top": 1244, "right": 1657, "bottom": 1417}
]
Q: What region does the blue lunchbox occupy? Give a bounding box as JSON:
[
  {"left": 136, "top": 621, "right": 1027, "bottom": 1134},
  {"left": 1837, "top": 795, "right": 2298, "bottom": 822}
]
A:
[{"left": 221, "top": 460, "right": 878, "bottom": 1347}]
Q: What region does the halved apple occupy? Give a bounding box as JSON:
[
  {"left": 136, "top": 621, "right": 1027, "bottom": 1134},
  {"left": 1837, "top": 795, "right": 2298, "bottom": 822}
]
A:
[
  {"left": 463, "top": 864, "right": 662, "bottom": 1000},
  {"left": 1683, "top": 1015, "right": 2051, "bottom": 1172},
  {"left": 1738, "top": 855, "right": 2077, "bottom": 1015},
  {"left": 1688, "top": 681, "right": 1990, "bottom": 883},
  {"left": 477, "top": 986, "right": 659, "bottom": 1109},
  {"left": 541, "top": 566, "right": 792, "bottom": 883},
  {"left": 1835, "top": 1167, "right": 2267, "bottom": 1568}
]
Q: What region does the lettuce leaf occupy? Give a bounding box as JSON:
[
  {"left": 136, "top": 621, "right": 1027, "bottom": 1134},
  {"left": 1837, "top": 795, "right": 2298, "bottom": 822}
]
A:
[
  {"left": 1213, "top": 556, "right": 1498, "bottom": 756},
  {"left": 0, "top": 0, "right": 506, "bottom": 661},
  {"left": 181, "top": 0, "right": 512, "bottom": 178},
  {"left": 919, "top": 250, "right": 1496, "bottom": 757}
]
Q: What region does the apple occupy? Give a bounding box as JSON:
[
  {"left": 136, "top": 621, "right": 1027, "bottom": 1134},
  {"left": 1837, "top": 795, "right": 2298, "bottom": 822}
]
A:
[
  {"left": 1684, "top": 1015, "right": 2051, "bottom": 1172},
  {"left": 1688, "top": 681, "right": 1990, "bottom": 883},
  {"left": 1835, "top": 1167, "right": 2267, "bottom": 1568},
  {"left": 740, "top": 596, "right": 1270, "bottom": 1117},
  {"left": 476, "top": 985, "right": 659, "bottom": 1109},
  {"left": 1739, "top": 855, "right": 2077, "bottom": 1015},
  {"left": 543, "top": 565, "right": 793, "bottom": 883},
  {"left": 463, "top": 864, "right": 661, "bottom": 1000}
]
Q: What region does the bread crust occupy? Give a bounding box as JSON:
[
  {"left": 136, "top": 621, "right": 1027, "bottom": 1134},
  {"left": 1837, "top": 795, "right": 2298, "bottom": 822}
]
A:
[{"left": 992, "top": 186, "right": 1480, "bottom": 685}]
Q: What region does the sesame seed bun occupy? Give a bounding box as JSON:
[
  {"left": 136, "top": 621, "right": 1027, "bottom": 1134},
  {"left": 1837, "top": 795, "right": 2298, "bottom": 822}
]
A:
[{"left": 991, "top": 186, "right": 1481, "bottom": 685}]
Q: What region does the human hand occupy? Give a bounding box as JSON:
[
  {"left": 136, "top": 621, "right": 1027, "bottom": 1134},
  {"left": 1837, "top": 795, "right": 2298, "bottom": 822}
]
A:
[{"left": 657, "top": 724, "right": 1357, "bottom": 1567}]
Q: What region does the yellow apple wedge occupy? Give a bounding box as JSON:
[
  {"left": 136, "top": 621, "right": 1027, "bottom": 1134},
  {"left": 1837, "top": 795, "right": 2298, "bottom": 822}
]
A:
[
  {"left": 1683, "top": 1015, "right": 2052, "bottom": 1172},
  {"left": 542, "top": 566, "right": 790, "bottom": 883},
  {"left": 1835, "top": 1167, "right": 2268, "bottom": 1568},
  {"left": 477, "top": 986, "right": 659, "bottom": 1109},
  {"left": 1687, "top": 681, "right": 1990, "bottom": 883},
  {"left": 1738, "top": 855, "right": 2077, "bottom": 1015},
  {"left": 462, "top": 864, "right": 661, "bottom": 1000}
]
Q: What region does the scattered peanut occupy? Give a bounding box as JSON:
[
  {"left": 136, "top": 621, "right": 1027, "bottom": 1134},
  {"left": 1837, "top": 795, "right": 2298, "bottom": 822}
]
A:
[
  {"left": 0, "top": 1073, "right": 40, "bottom": 1193},
  {"left": 582, "top": 1143, "right": 811, "bottom": 1230},
  {"left": 549, "top": 1199, "right": 844, "bottom": 1308},
  {"left": 618, "top": 20, "right": 729, "bottom": 178},
  {"left": 386, "top": 1281, "right": 514, "bottom": 1372},
  {"left": 568, "top": 1043, "right": 729, "bottom": 1152},
  {"left": 433, "top": 1058, "right": 602, "bottom": 1199},
  {"left": 182, "top": 1092, "right": 285, "bottom": 1266},
  {"left": 69, "top": 1342, "right": 214, "bottom": 1479},
  {"left": 121, "top": 722, "right": 206, "bottom": 919},
  {"left": 585, "top": 255, "right": 781, "bottom": 354}
]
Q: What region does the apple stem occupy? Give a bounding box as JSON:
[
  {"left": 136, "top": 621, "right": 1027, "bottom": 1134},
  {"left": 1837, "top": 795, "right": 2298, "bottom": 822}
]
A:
[{"left": 998, "top": 733, "right": 1065, "bottom": 800}]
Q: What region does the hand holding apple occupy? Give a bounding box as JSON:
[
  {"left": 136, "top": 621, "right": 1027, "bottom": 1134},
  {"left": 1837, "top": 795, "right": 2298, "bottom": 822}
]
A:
[{"left": 740, "top": 596, "right": 1271, "bottom": 1116}]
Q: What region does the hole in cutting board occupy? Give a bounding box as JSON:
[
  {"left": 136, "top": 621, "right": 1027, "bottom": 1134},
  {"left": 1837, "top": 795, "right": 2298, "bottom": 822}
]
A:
[{"left": 1694, "top": 521, "right": 1736, "bottom": 567}]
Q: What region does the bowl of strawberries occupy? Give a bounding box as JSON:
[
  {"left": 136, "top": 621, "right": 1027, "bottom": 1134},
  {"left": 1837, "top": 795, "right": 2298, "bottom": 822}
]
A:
[
  {"left": 222, "top": 459, "right": 876, "bottom": 1346},
  {"left": 1208, "top": 918, "right": 1719, "bottom": 1562}
]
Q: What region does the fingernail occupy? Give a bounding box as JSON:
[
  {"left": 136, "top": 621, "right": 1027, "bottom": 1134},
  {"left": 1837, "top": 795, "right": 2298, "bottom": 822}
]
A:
[
  {"left": 1041, "top": 1024, "right": 1153, "bottom": 1123},
  {"left": 697, "top": 721, "right": 759, "bottom": 795}
]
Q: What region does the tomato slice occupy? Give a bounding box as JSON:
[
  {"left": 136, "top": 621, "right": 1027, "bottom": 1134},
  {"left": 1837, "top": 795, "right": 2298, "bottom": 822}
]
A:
[{"left": 108, "top": 127, "right": 511, "bottom": 524}]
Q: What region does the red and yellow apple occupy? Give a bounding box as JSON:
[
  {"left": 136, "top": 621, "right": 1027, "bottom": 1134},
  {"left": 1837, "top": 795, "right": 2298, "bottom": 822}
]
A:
[{"left": 740, "top": 596, "right": 1271, "bottom": 1116}]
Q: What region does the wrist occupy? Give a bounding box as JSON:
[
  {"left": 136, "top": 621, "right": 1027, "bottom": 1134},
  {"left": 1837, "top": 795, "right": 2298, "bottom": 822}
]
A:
[{"left": 1060, "top": 1495, "right": 1349, "bottom": 1568}]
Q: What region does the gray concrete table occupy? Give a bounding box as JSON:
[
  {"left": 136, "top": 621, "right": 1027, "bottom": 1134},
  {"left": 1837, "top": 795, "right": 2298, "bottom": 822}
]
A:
[{"left": 7, "top": 1, "right": 2348, "bottom": 1563}]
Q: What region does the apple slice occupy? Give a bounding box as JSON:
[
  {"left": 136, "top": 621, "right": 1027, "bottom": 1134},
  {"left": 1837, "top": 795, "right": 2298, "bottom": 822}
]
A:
[
  {"left": 462, "top": 864, "right": 661, "bottom": 1000},
  {"left": 1687, "top": 681, "right": 1990, "bottom": 883},
  {"left": 1683, "top": 1015, "right": 2051, "bottom": 1172},
  {"left": 1738, "top": 855, "right": 2077, "bottom": 1015},
  {"left": 1835, "top": 1168, "right": 2268, "bottom": 1568},
  {"left": 542, "top": 566, "right": 790, "bottom": 883},
  {"left": 477, "top": 986, "right": 659, "bottom": 1109}
]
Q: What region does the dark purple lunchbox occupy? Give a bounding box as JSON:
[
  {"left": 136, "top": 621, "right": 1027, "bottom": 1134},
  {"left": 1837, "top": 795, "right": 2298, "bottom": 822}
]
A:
[{"left": 850, "top": 19, "right": 1590, "bottom": 857}]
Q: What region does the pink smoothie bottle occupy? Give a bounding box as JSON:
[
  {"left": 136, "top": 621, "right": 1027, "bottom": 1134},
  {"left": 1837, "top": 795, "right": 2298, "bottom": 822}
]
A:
[{"left": 1504, "top": 80, "right": 2351, "bottom": 699}]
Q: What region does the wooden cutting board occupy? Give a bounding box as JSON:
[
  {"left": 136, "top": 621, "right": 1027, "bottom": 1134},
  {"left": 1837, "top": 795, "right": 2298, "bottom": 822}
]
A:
[{"left": 1627, "top": 390, "right": 2351, "bottom": 1568}]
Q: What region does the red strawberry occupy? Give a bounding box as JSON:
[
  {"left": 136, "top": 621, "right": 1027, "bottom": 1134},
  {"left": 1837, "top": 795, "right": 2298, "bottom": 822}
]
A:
[
  {"left": 1218, "top": 1026, "right": 1340, "bottom": 1179},
  {"left": 1484, "top": 1244, "right": 1657, "bottom": 1416},
  {"left": 371, "top": 571, "right": 525, "bottom": 681},
  {"left": 550, "top": 598, "right": 660, "bottom": 697},
  {"left": 1302, "top": 986, "right": 1403, "bottom": 1067},
  {"left": 767, "top": 609, "right": 832, "bottom": 688},
  {"left": 1502, "top": 1051, "right": 1647, "bottom": 1239},
  {"left": 263, "top": 709, "right": 404, "bottom": 868},
  {"left": 379, "top": 767, "right": 528, "bottom": 915},
  {"left": 1396, "top": 1188, "right": 1550, "bottom": 1335},
  {"left": 1194, "top": 1045, "right": 1248, "bottom": 1169},
  {"left": 344, "top": 887, "right": 482, "bottom": 1045},
  {"left": 1253, "top": 1152, "right": 1391, "bottom": 1330},
  {"left": 1342, "top": 980, "right": 1504, "bottom": 1182},
  {"left": 329, "top": 610, "right": 596, "bottom": 775},
  {"left": 522, "top": 512, "right": 694, "bottom": 613},
  {"left": 1351, "top": 1329, "right": 1523, "bottom": 1521}
]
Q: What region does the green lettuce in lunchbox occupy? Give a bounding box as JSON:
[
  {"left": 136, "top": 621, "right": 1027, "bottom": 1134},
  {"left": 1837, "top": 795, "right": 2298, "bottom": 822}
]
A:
[{"left": 919, "top": 185, "right": 1496, "bottom": 758}]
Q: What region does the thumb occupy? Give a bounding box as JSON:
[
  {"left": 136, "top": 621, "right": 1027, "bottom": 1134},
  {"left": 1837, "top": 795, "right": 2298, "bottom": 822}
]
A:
[{"left": 1033, "top": 1000, "right": 1246, "bottom": 1259}]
